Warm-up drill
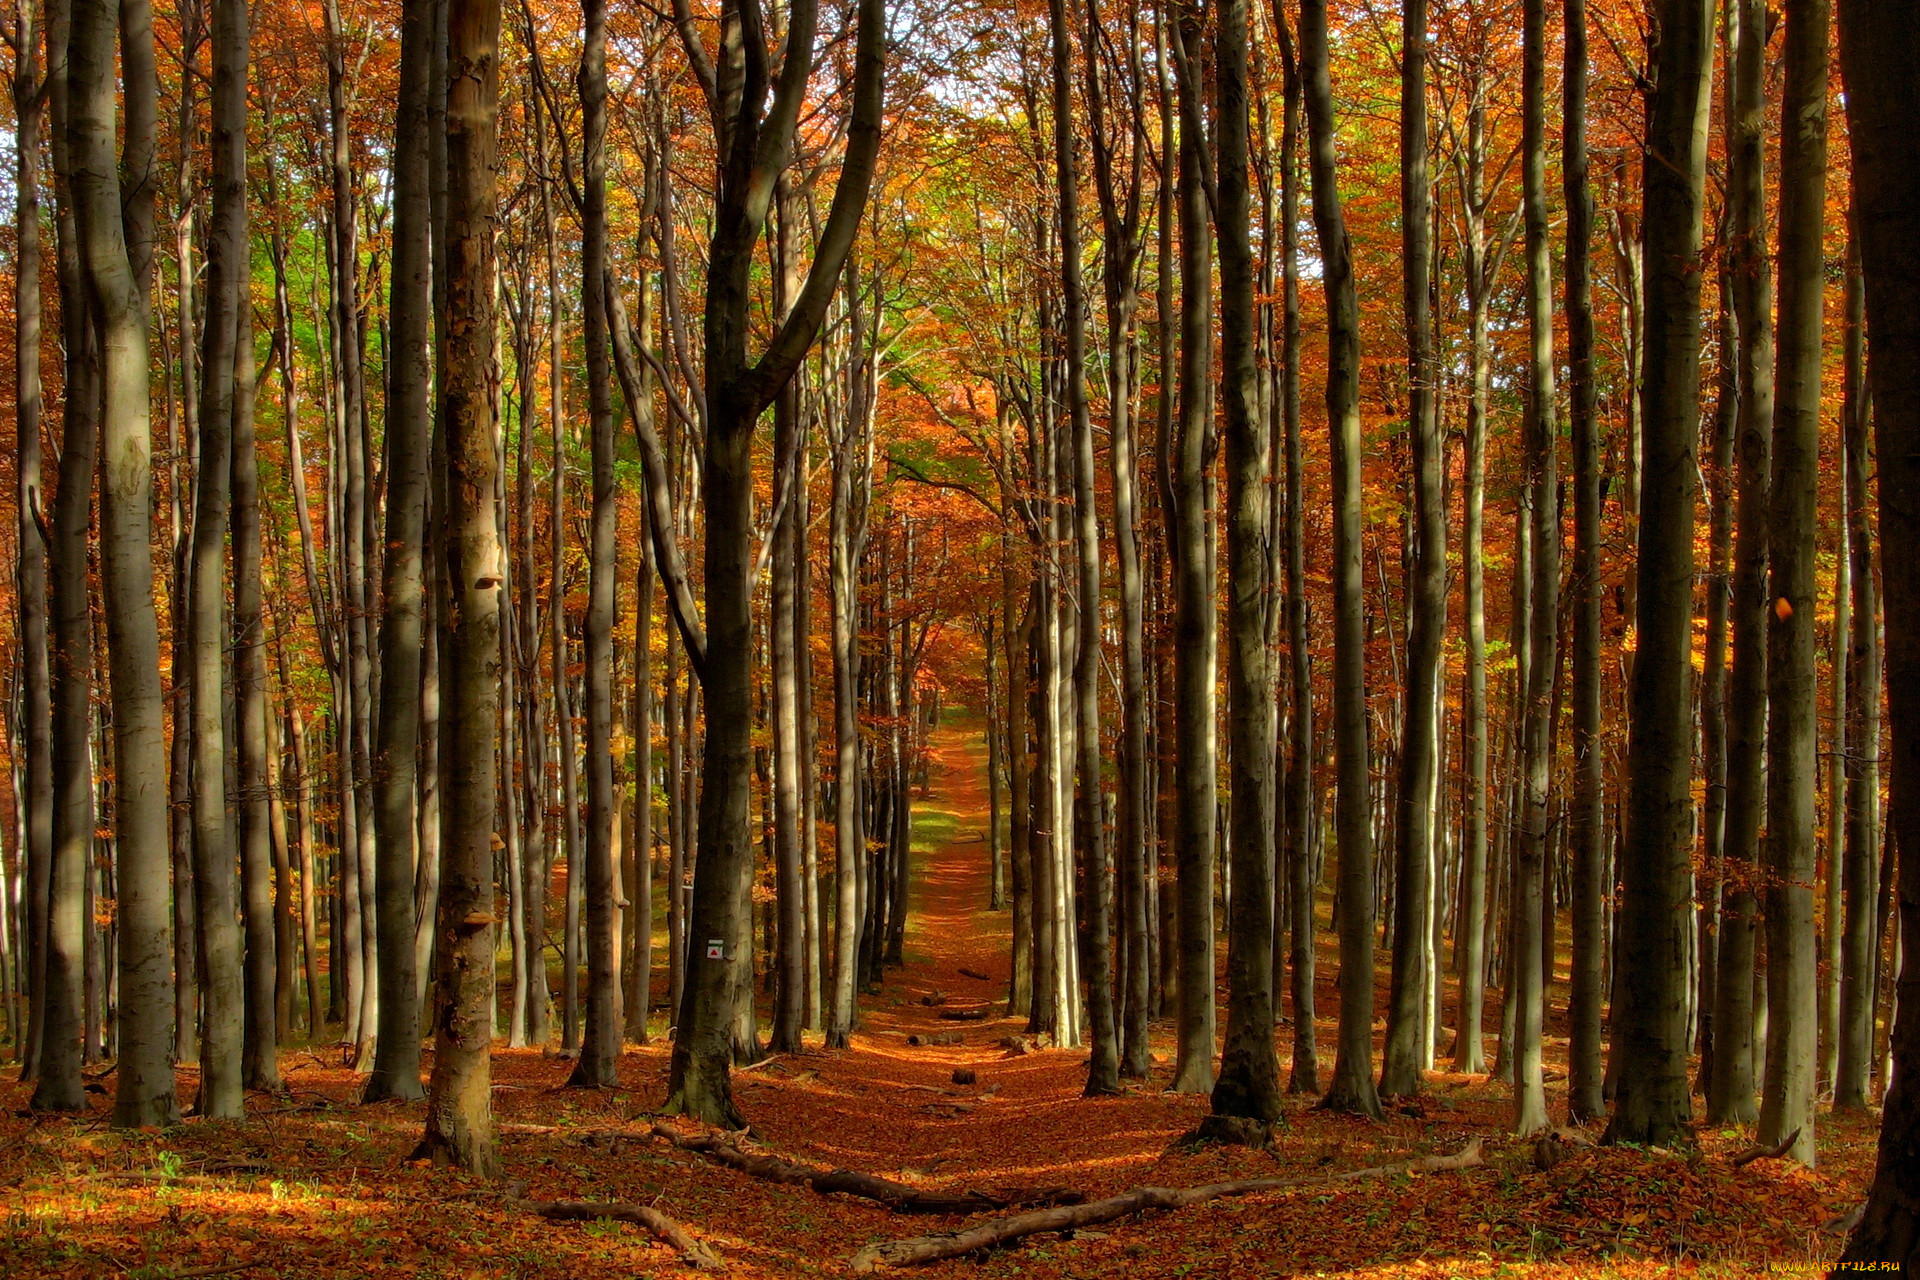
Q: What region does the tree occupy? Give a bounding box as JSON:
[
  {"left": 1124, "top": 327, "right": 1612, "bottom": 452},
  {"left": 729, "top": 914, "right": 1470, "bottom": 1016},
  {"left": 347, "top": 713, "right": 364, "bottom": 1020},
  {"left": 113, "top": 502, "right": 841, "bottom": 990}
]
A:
[
  {"left": 1836, "top": 0, "right": 1920, "bottom": 1261},
  {"left": 10, "top": 0, "right": 52, "bottom": 1099},
  {"left": 1300, "top": 0, "right": 1379, "bottom": 1123},
  {"left": 663, "top": 0, "right": 886, "bottom": 1127},
  {"left": 186, "top": 0, "right": 248, "bottom": 1118},
  {"left": 1165, "top": 0, "right": 1217, "bottom": 1097},
  {"left": 30, "top": 0, "right": 94, "bottom": 1114},
  {"left": 1272, "top": 3, "right": 1316, "bottom": 1098},
  {"left": 1708, "top": 0, "right": 1771, "bottom": 1128},
  {"left": 1082, "top": 0, "right": 1152, "bottom": 1084},
  {"left": 1835, "top": 222, "right": 1880, "bottom": 1114},
  {"left": 568, "top": 0, "right": 620, "bottom": 1088},
  {"left": 363, "top": 0, "right": 438, "bottom": 1106},
  {"left": 1606, "top": 0, "right": 1714, "bottom": 1151},
  {"left": 69, "top": 0, "right": 177, "bottom": 1129},
  {"left": 1562, "top": 0, "right": 1605, "bottom": 1126},
  {"left": 416, "top": 0, "right": 505, "bottom": 1174},
  {"left": 1211, "top": 0, "right": 1282, "bottom": 1125},
  {"left": 1757, "top": 0, "right": 1828, "bottom": 1168},
  {"left": 1049, "top": 0, "right": 1116, "bottom": 1100},
  {"left": 1510, "top": 0, "right": 1558, "bottom": 1138},
  {"left": 1381, "top": 0, "right": 1442, "bottom": 1105}
]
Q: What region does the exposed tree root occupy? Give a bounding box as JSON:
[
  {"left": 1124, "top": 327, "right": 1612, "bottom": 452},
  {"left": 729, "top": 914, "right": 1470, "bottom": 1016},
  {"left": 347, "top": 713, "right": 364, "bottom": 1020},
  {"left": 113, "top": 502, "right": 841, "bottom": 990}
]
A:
[
  {"left": 847, "top": 1138, "right": 1485, "bottom": 1271},
  {"left": 1729, "top": 1128, "right": 1801, "bottom": 1168},
  {"left": 651, "top": 1123, "right": 1082, "bottom": 1215},
  {"left": 527, "top": 1198, "right": 724, "bottom": 1271}
]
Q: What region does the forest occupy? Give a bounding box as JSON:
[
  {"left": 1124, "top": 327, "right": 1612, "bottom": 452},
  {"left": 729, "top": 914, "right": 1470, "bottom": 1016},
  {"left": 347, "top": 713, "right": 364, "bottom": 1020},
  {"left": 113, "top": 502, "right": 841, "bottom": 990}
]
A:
[{"left": 0, "top": 0, "right": 1917, "bottom": 1269}]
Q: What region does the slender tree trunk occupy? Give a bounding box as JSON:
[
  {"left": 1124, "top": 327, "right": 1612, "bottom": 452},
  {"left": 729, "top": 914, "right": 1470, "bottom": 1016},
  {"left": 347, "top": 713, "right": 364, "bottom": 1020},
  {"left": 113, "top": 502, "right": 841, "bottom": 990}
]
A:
[
  {"left": 364, "top": 0, "right": 437, "bottom": 1105},
  {"left": 1834, "top": 0, "right": 1920, "bottom": 1258},
  {"left": 1267, "top": 12, "right": 1315, "bottom": 1096},
  {"left": 767, "top": 182, "right": 807, "bottom": 1057},
  {"left": 1382, "top": 0, "right": 1441, "bottom": 1102},
  {"left": 1301, "top": 0, "right": 1380, "bottom": 1122},
  {"left": 826, "top": 324, "right": 869, "bottom": 1048},
  {"left": 1168, "top": 2, "right": 1215, "bottom": 1095},
  {"left": 232, "top": 296, "right": 281, "bottom": 1092},
  {"left": 630, "top": 503, "right": 656, "bottom": 1042},
  {"left": 1698, "top": 249, "right": 1736, "bottom": 1091},
  {"left": 1563, "top": 0, "right": 1605, "bottom": 1125},
  {"left": 10, "top": 0, "right": 52, "bottom": 1092},
  {"left": 1758, "top": 0, "right": 1828, "bottom": 1165},
  {"left": 1450, "top": 71, "right": 1495, "bottom": 1076},
  {"left": 33, "top": 0, "right": 93, "bottom": 1111},
  {"left": 1837, "top": 225, "right": 1881, "bottom": 1113},
  {"left": 322, "top": 0, "right": 377, "bottom": 1064},
  {"left": 1046, "top": 0, "right": 1115, "bottom": 1095},
  {"left": 1511, "top": 0, "right": 1558, "bottom": 1137},
  {"left": 70, "top": 0, "right": 176, "bottom": 1126},
  {"left": 1211, "top": 0, "right": 1281, "bottom": 1123},
  {"left": 664, "top": 0, "right": 883, "bottom": 1125},
  {"left": 1710, "top": 0, "right": 1770, "bottom": 1126},
  {"left": 415, "top": 0, "right": 503, "bottom": 1171},
  {"left": 188, "top": 0, "right": 248, "bottom": 1117},
  {"left": 1606, "top": 0, "right": 1713, "bottom": 1150},
  {"left": 568, "top": 0, "right": 619, "bottom": 1087}
]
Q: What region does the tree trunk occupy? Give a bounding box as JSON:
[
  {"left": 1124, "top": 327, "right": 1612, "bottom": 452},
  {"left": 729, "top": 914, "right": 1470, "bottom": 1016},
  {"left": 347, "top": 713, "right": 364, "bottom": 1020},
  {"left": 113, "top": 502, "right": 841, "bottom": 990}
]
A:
[
  {"left": 232, "top": 297, "right": 281, "bottom": 1093},
  {"left": 1511, "top": 0, "right": 1558, "bottom": 1137},
  {"left": 416, "top": 0, "right": 503, "bottom": 1172},
  {"left": 1300, "top": 0, "right": 1380, "bottom": 1122},
  {"left": 1210, "top": 0, "right": 1281, "bottom": 1123},
  {"left": 70, "top": 0, "right": 176, "bottom": 1127},
  {"left": 1450, "top": 67, "right": 1496, "bottom": 1077},
  {"left": 32, "top": 0, "right": 94, "bottom": 1111},
  {"left": 1837, "top": 224, "right": 1880, "bottom": 1113},
  {"left": 826, "top": 285, "right": 871, "bottom": 1047},
  {"left": 1082, "top": 0, "right": 1149, "bottom": 1083},
  {"left": 1710, "top": 0, "right": 1770, "bottom": 1127},
  {"left": 364, "top": 0, "right": 437, "bottom": 1105},
  {"left": 10, "top": 0, "right": 51, "bottom": 1093},
  {"left": 568, "top": 0, "right": 620, "bottom": 1088},
  {"left": 1606, "top": 0, "right": 1712, "bottom": 1151},
  {"left": 1835, "top": 0, "right": 1920, "bottom": 1259},
  {"left": 323, "top": 0, "right": 377, "bottom": 1064},
  {"left": 1563, "top": 0, "right": 1605, "bottom": 1125},
  {"left": 1758, "top": 0, "right": 1828, "bottom": 1165},
  {"left": 188, "top": 0, "right": 248, "bottom": 1117},
  {"left": 767, "top": 181, "right": 807, "bottom": 1058},
  {"left": 1168, "top": 2, "right": 1215, "bottom": 1095},
  {"left": 1382, "top": 0, "right": 1441, "bottom": 1103},
  {"left": 1046, "top": 0, "right": 1115, "bottom": 1095},
  {"left": 1267, "top": 10, "right": 1315, "bottom": 1096},
  {"left": 630, "top": 500, "right": 656, "bottom": 1043}
]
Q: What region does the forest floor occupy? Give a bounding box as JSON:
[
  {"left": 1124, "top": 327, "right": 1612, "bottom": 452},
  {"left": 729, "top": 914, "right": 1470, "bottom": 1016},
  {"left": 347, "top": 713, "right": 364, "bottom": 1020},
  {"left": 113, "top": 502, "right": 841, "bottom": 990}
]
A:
[{"left": 0, "top": 719, "right": 1878, "bottom": 1278}]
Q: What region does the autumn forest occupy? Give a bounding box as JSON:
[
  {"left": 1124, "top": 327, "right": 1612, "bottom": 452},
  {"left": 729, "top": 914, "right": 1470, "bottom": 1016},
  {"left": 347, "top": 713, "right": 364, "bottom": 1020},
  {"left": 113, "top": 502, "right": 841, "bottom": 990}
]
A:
[{"left": 1, "top": 0, "right": 1918, "bottom": 1271}]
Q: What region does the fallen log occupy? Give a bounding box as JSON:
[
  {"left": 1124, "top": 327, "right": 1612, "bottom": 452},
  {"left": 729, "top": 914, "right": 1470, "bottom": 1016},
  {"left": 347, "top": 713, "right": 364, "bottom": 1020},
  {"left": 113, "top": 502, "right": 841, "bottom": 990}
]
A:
[
  {"left": 651, "top": 1123, "right": 1082, "bottom": 1215},
  {"left": 938, "top": 1007, "right": 993, "bottom": 1022},
  {"left": 528, "top": 1198, "right": 724, "bottom": 1271},
  {"left": 848, "top": 1138, "right": 1485, "bottom": 1271},
  {"left": 958, "top": 968, "right": 991, "bottom": 982}
]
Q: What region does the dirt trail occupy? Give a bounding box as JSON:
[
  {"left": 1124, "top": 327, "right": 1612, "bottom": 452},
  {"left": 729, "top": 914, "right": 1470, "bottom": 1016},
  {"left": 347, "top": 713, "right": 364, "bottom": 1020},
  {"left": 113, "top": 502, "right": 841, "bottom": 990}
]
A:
[{"left": 737, "top": 718, "right": 1185, "bottom": 1187}]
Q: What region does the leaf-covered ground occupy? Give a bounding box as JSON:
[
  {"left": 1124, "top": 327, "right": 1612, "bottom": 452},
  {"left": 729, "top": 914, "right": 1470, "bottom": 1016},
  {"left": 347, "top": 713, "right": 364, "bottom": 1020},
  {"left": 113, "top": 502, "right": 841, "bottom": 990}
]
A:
[{"left": 0, "top": 724, "right": 1870, "bottom": 1277}]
